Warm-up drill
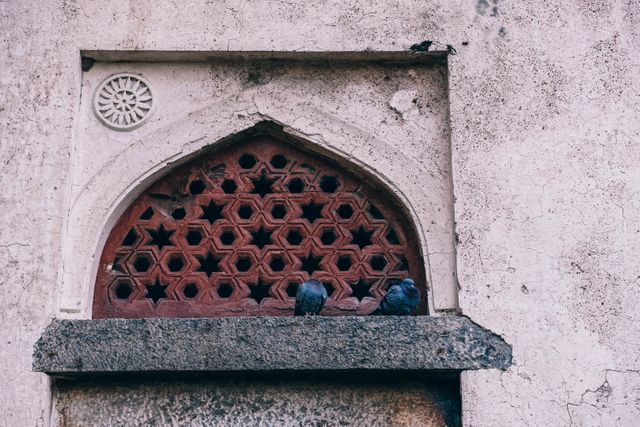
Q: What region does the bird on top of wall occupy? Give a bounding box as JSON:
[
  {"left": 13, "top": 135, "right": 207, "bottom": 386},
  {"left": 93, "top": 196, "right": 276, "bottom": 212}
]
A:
[
  {"left": 372, "top": 278, "right": 420, "bottom": 315},
  {"left": 409, "top": 40, "right": 433, "bottom": 52},
  {"left": 294, "top": 279, "right": 328, "bottom": 316}
]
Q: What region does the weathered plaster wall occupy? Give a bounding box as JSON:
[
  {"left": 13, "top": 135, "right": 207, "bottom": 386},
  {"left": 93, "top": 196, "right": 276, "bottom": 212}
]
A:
[{"left": 2, "top": 0, "right": 639, "bottom": 426}]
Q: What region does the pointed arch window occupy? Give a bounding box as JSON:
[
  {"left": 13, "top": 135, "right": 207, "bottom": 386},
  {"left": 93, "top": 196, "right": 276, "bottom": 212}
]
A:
[{"left": 93, "top": 134, "right": 427, "bottom": 318}]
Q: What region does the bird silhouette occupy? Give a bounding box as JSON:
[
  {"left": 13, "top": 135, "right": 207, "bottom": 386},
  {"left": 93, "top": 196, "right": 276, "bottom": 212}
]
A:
[
  {"left": 372, "top": 278, "right": 420, "bottom": 315},
  {"left": 409, "top": 41, "right": 433, "bottom": 52},
  {"left": 294, "top": 279, "right": 328, "bottom": 315}
]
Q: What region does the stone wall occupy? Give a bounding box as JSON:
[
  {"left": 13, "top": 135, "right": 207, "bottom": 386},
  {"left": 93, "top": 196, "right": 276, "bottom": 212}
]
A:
[
  {"left": 2, "top": 0, "right": 639, "bottom": 425},
  {"left": 53, "top": 376, "right": 460, "bottom": 427}
]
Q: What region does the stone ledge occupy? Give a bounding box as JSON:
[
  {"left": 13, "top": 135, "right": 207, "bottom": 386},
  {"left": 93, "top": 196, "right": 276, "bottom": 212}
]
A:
[
  {"left": 33, "top": 316, "right": 511, "bottom": 376},
  {"left": 81, "top": 50, "right": 447, "bottom": 64}
]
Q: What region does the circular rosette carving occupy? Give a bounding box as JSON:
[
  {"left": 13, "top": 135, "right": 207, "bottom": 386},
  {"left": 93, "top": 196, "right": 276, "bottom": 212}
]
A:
[{"left": 93, "top": 73, "right": 154, "bottom": 131}]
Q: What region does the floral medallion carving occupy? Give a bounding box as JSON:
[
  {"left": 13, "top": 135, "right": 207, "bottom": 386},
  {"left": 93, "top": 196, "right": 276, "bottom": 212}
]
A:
[{"left": 93, "top": 73, "right": 154, "bottom": 131}]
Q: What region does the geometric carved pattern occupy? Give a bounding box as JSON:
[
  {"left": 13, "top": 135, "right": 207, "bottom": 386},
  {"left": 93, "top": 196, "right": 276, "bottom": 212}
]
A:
[{"left": 93, "top": 135, "right": 427, "bottom": 318}]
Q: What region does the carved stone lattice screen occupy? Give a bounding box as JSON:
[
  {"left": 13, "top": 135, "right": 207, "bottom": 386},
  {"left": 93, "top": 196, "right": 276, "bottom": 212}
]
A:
[{"left": 93, "top": 135, "right": 427, "bottom": 318}]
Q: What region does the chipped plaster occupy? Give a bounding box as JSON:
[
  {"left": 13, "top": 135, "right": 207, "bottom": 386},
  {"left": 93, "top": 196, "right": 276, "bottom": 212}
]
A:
[{"left": 2, "top": 0, "right": 639, "bottom": 425}]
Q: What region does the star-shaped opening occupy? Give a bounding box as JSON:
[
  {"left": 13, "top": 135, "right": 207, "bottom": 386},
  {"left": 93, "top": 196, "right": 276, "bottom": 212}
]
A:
[
  {"left": 250, "top": 226, "right": 273, "bottom": 249},
  {"left": 200, "top": 200, "right": 225, "bottom": 224},
  {"left": 301, "top": 201, "right": 325, "bottom": 223},
  {"left": 251, "top": 173, "right": 275, "bottom": 198},
  {"left": 145, "top": 279, "right": 168, "bottom": 304},
  {"left": 112, "top": 254, "right": 126, "bottom": 273},
  {"left": 394, "top": 255, "right": 410, "bottom": 272},
  {"left": 139, "top": 207, "right": 154, "bottom": 220},
  {"left": 248, "top": 280, "right": 272, "bottom": 304},
  {"left": 147, "top": 224, "right": 174, "bottom": 250},
  {"left": 323, "top": 281, "right": 335, "bottom": 297},
  {"left": 299, "top": 253, "right": 323, "bottom": 275},
  {"left": 350, "top": 226, "right": 374, "bottom": 249},
  {"left": 386, "top": 227, "right": 400, "bottom": 245},
  {"left": 350, "top": 279, "right": 372, "bottom": 301},
  {"left": 196, "top": 252, "right": 221, "bottom": 277},
  {"left": 368, "top": 204, "right": 385, "bottom": 220},
  {"left": 122, "top": 228, "right": 138, "bottom": 246}
]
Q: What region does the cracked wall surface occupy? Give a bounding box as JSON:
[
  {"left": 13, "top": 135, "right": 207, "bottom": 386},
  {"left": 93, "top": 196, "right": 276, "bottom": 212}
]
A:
[{"left": 2, "top": 0, "right": 640, "bottom": 425}]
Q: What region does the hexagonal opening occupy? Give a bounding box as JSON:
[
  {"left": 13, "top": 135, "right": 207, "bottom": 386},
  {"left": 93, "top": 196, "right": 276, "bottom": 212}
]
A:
[
  {"left": 219, "top": 230, "right": 236, "bottom": 245},
  {"left": 189, "top": 179, "right": 206, "bottom": 195},
  {"left": 171, "top": 207, "right": 186, "bottom": 220},
  {"left": 182, "top": 283, "right": 199, "bottom": 299},
  {"left": 271, "top": 203, "right": 287, "bottom": 219},
  {"left": 132, "top": 255, "right": 152, "bottom": 273},
  {"left": 217, "top": 282, "right": 234, "bottom": 298},
  {"left": 336, "top": 256, "right": 352, "bottom": 272},
  {"left": 235, "top": 257, "right": 252, "bottom": 272},
  {"left": 369, "top": 255, "right": 388, "bottom": 271},
  {"left": 320, "top": 176, "right": 339, "bottom": 193},
  {"left": 270, "top": 154, "right": 288, "bottom": 169},
  {"left": 286, "top": 229, "right": 303, "bottom": 246},
  {"left": 238, "top": 153, "right": 256, "bottom": 169},
  {"left": 167, "top": 256, "right": 185, "bottom": 272},
  {"left": 221, "top": 179, "right": 237, "bottom": 194},
  {"left": 320, "top": 229, "right": 337, "bottom": 245},
  {"left": 269, "top": 256, "right": 285, "bottom": 272},
  {"left": 336, "top": 204, "right": 354, "bottom": 219},
  {"left": 287, "top": 178, "right": 305, "bottom": 193},
  {"left": 237, "top": 204, "right": 254, "bottom": 220},
  {"left": 186, "top": 229, "right": 203, "bottom": 246},
  {"left": 113, "top": 280, "right": 133, "bottom": 300}
]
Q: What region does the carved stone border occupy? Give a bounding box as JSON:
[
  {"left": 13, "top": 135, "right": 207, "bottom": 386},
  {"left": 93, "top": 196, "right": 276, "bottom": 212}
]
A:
[{"left": 33, "top": 316, "right": 511, "bottom": 376}]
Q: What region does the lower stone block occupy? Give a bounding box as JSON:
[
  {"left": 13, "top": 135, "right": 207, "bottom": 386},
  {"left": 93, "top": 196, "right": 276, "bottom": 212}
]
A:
[{"left": 54, "top": 374, "right": 461, "bottom": 427}]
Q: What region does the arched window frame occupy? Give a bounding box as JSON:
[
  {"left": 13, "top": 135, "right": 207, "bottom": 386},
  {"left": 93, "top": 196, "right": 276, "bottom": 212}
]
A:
[{"left": 92, "top": 131, "right": 428, "bottom": 318}]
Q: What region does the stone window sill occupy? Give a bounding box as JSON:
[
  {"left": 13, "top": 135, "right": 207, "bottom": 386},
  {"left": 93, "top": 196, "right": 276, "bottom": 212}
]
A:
[{"left": 33, "top": 316, "right": 511, "bottom": 377}]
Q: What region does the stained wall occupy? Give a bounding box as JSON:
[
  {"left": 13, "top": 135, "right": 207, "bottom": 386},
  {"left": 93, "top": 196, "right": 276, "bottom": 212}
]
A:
[{"left": 1, "top": 0, "right": 639, "bottom": 425}]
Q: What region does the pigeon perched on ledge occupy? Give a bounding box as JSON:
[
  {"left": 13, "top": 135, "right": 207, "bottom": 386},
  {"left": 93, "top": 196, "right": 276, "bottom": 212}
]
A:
[
  {"left": 372, "top": 278, "right": 420, "bottom": 315},
  {"left": 294, "top": 279, "right": 328, "bottom": 316}
]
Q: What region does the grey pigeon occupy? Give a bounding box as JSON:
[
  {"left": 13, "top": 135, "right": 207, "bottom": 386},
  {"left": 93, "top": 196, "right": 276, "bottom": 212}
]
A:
[
  {"left": 295, "top": 279, "right": 328, "bottom": 315},
  {"left": 372, "top": 278, "right": 420, "bottom": 315}
]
